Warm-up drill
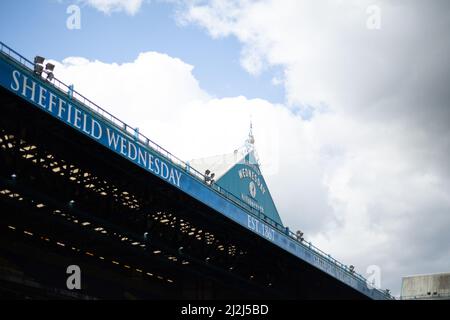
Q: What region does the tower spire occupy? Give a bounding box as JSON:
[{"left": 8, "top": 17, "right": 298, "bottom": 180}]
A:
[
  {"left": 245, "top": 119, "right": 255, "bottom": 156},
  {"left": 248, "top": 120, "right": 255, "bottom": 145}
]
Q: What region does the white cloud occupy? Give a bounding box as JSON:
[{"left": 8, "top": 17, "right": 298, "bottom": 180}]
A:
[
  {"left": 81, "top": 0, "right": 144, "bottom": 15},
  {"left": 51, "top": 0, "right": 450, "bottom": 297},
  {"left": 52, "top": 52, "right": 285, "bottom": 162}
]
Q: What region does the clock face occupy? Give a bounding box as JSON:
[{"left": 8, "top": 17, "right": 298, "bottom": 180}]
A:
[{"left": 249, "top": 181, "right": 257, "bottom": 198}]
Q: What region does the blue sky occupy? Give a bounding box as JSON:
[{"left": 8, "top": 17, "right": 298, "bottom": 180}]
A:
[{"left": 0, "top": 0, "right": 285, "bottom": 103}]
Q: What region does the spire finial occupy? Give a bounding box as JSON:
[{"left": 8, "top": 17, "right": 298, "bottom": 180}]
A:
[
  {"left": 244, "top": 117, "right": 259, "bottom": 165},
  {"left": 248, "top": 118, "right": 255, "bottom": 145}
]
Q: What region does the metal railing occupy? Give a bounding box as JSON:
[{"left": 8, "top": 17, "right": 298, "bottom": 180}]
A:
[
  {"left": 400, "top": 292, "right": 450, "bottom": 300},
  {"left": 0, "top": 41, "right": 392, "bottom": 299}
]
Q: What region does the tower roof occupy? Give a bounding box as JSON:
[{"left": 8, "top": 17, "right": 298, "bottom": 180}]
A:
[{"left": 189, "top": 128, "right": 283, "bottom": 226}]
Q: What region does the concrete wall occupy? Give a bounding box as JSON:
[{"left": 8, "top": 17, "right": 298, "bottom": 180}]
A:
[{"left": 401, "top": 273, "right": 450, "bottom": 300}]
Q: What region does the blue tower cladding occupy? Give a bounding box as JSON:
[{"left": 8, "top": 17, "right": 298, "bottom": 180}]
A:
[{"left": 215, "top": 150, "right": 283, "bottom": 226}]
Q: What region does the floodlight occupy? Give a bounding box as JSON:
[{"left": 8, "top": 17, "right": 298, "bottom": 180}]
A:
[
  {"left": 34, "top": 64, "right": 44, "bottom": 76},
  {"left": 296, "top": 230, "right": 304, "bottom": 241},
  {"left": 46, "top": 72, "right": 54, "bottom": 82},
  {"left": 34, "top": 56, "right": 45, "bottom": 64},
  {"left": 45, "top": 63, "right": 55, "bottom": 72}
]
